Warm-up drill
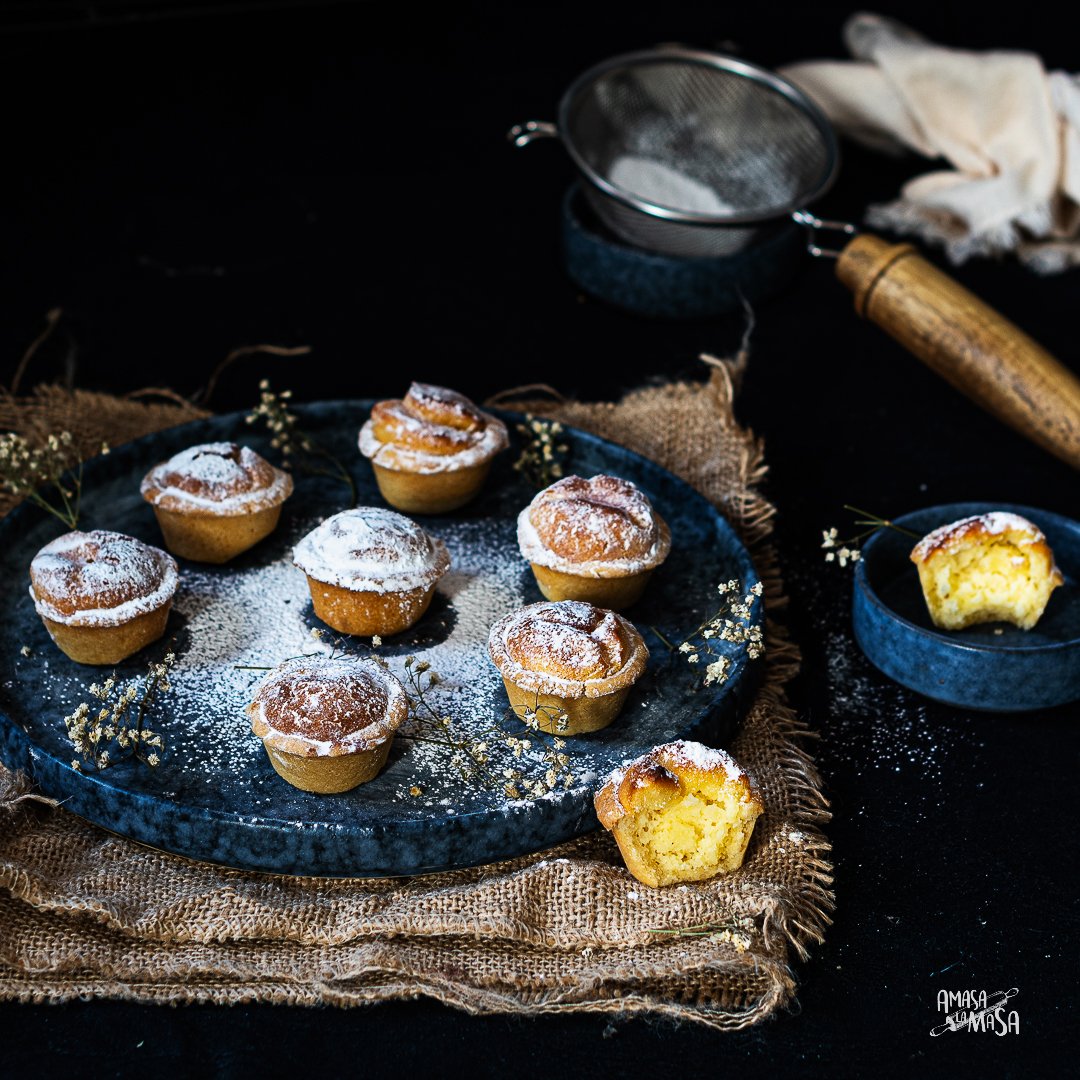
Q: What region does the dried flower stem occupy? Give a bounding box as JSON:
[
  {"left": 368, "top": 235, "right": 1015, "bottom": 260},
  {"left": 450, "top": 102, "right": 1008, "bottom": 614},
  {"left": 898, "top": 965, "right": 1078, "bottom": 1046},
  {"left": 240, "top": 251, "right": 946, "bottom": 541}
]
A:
[
  {"left": 822, "top": 505, "right": 919, "bottom": 566},
  {"left": 661, "top": 579, "right": 764, "bottom": 686},
  {"left": 0, "top": 430, "right": 108, "bottom": 529},
  {"left": 394, "top": 658, "right": 575, "bottom": 800},
  {"left": 247, "top": 380, "right": 356, "bottom": 506},
  {"left": 396, "top": 657, "right": 501, "bottom": 787},
  {"left": 514, "top": 414, "right": 569, "bottom": 489},
  {"left": 646, "top": 918, "right": 755, "bottom": 948},
  {"left": 63, "top": 649, "right": 174, "bottom": 771}
]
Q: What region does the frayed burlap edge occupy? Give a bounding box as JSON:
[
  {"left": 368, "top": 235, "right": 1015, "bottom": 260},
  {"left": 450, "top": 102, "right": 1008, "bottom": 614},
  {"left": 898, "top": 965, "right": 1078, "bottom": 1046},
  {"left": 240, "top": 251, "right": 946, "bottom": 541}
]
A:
[{"left": 0, "top": 365, "right": 833, "bottom": 1029}]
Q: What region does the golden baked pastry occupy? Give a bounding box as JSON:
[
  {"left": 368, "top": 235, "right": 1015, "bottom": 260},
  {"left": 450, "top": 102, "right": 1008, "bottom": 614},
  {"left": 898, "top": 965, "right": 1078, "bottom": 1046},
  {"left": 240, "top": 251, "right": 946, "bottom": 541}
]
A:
[
  {"left": 517, "top": 474, "right": 671, "bottom": 610},
  {"left": 594, "top": 740, "right": 764, "bottom": 888},
  {"left": 488, "top": 599, "right": 648, "bottom": 735},
  {"left": 910, "top": 511, "right": 1064, "bottom": 631},
  {"left": 29, "top": 530, "right": 179, "bottom": 665},
  {"left": 293, "top": 506, "right": 450, "bottom": 637},
  {"left": 247, "top": 655, "right": 407, "bottom": 793},
  {"left": 141, "top": 441, "right": 293, "bottom": 563},
  {"left": 358, "top": 382, "right": 508, "bottom": 513}
]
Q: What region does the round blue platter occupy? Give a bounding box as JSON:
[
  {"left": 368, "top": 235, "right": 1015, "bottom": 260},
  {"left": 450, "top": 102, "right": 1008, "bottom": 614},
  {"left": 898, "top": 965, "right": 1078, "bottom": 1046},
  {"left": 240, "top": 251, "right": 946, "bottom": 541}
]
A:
[
  {"left": 0, "top": 402, "right": 762, "bottom": 877},
  {"left": 853, "top": 502, "right": 1080, "bottom": 712}
]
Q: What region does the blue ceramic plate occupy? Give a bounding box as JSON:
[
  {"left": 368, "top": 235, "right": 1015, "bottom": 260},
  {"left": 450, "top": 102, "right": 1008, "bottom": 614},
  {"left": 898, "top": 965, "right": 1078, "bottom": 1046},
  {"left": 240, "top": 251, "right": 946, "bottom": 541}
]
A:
[
  {"left": 853, "top": 502, "right": 1080, "bottom": 712},
  {"left": 0, "top": 402, "right": 762, "bottom": 877}
]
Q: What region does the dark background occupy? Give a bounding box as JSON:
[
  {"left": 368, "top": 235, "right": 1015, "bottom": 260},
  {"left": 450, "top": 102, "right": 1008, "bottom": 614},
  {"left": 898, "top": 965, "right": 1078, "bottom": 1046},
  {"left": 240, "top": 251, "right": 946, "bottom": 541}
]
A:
[{"left": 1, "top": 1, "right": 1077, "bottom": 1076}]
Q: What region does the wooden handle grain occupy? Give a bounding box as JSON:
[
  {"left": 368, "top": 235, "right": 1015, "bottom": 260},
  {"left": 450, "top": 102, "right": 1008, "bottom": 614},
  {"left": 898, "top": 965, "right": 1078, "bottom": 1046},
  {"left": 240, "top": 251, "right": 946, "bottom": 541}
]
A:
[{"left": 836, "top": 233, "right": 1080, "bottom": 471}]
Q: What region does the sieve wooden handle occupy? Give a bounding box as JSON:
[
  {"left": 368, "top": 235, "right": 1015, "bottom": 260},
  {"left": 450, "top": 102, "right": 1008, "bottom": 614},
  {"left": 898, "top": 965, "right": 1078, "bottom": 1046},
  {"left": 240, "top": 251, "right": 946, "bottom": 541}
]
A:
[{"left": 836, "top": 233, "right": 1080, "bottom": 471}]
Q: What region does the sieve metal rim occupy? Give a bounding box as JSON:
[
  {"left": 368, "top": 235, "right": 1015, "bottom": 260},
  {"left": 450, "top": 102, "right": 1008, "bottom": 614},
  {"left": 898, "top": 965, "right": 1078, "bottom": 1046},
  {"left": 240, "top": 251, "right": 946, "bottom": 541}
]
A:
[{"left": 554, "top": 46, "right": 841, "bottom": 228}]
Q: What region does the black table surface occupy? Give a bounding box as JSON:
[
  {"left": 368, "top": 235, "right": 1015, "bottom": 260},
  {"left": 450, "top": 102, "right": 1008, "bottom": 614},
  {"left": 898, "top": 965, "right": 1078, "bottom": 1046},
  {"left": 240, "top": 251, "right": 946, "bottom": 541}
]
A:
[{"left": 1, "top": 3, "right": 1076, "bottom": 1076}]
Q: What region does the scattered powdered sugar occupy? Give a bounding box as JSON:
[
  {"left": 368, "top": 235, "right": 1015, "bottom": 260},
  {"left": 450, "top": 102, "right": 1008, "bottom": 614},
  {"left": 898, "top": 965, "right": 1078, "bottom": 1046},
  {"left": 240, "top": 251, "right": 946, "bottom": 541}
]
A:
[
  {"left": 608, "top": 155, "right": 736, "bottom": 216},
  {"left": 29, "top": 530, "right": 178, "bottom": 627},
  {"left": 816, "top": 624, "right": 966, "bottom": 810},
  {"left": 93, "top": 513, "right": 608, "bottom": 810},
  {"left": 20, "top": 498, "right": 730, "bottom": 834},
  {"left": 292, "top": 507, "right": 450, "bottom": 593}
]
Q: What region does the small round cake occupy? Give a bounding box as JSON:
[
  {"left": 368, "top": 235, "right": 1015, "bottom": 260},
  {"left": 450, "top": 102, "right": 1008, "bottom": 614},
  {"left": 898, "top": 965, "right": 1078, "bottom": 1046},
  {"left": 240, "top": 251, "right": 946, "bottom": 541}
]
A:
[
  {"left": 358, "top": 382, "right": 509, "bottom": 513},
  {"left": 141, "top": 441, "right": 293, "bottom": 563},
  {"left": 910, "top": 511, "right": 1064, "bottom": 631},
  {"left": 517, "top": 474, "right": 671, "bottom": 610},
  {"left": 29, "top": 530, "right": 179, "bottom": 665},
  {"left": 247, "top": 655, "right": 408, "bottom": 793},
  {"left": 293, "top": 506, "right": 451, "bottom": 637},
  {"left": 594, "top": 740, "right": 764, "bottom": 888},
  {"left": 488, "top": 599, "right": 648, "bottom": 735}
]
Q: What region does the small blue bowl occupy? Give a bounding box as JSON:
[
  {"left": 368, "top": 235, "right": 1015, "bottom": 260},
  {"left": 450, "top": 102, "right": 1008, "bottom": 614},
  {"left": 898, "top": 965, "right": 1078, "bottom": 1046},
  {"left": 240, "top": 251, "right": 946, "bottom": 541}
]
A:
[
  {"left": 560, "top": 183, "right": 803, "bottom": 319},
  {"left": 852, "top": 503, "right": 1080, "bottom": 712}
]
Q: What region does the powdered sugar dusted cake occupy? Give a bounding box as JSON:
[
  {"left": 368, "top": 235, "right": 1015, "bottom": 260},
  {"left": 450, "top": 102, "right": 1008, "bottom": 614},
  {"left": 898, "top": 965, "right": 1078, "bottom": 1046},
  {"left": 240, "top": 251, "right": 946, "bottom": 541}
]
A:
[
  {"left": 595, "top": 740, "right": 763, "bottom": 888},
  {"left": 28, "top": 529, "right": 179, "bottom": 665},
  {"left": 910, "top": 512, "right": 1064, "bottom": 631},
  {"left": 141, "top": 441, "right": 293, "bottom": 563},
  {"left": 293, "top": 507, "right": 451, "bottom": 637},
  {"left": 30, "top": 530, "right": 178, "bottom": 627},
  {"left": 293, "top": 506, "right": 450, "bottom": 594},
  {"left": 517, "top": 474, "right": 672, "bottom": 611},
  {"left": 358, "top": 383, "right": 509, "bottom": 515},
  {"left": 248, "top": 654, "right": 408, "bottom": 793},
  {"left": 488, "top": 599, "right": 648, "bottom": 735},
  {"left": 359, "top": 383, "right": 508, "bottom": 476},
  {"left": 141, "top": 441, "right": 292, "bottom": 516}
]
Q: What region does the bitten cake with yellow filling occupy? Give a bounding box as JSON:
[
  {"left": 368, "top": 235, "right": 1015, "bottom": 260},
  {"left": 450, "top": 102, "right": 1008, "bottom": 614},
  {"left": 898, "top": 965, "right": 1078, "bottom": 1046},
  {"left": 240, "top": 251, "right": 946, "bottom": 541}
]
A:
[
  {"left": 517, "top": 474, "right": 671, "bottom": 610},
  {"left": 29, "top": 530, "right": 179, "bottom": 665},
  {"left": 594, "top": 740, "right": 764, "bottom": 888},
  {"left": 359, "top": 382, "right": 508, "bottom": 513},
  {"left": 910, "top": 512, "right": 1063, "bottom": 631},
  {"left": 247, "top": 655, "right": 407, "bottom": 793},
  {"left": 488, "top": 599, "right": 648, "bottom": 735},
  {"left": 293, "top": 506, "right": 450, "bottom": 637},
  {"left": 141, "top": 441, "right": 292, "bottom": 563}
]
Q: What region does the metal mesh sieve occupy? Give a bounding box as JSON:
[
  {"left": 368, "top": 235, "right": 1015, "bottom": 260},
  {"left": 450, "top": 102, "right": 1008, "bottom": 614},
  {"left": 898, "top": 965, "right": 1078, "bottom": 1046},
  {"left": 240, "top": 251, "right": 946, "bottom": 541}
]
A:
[{"left": 511, "top": 48, "right": 839, "bottom": 258}]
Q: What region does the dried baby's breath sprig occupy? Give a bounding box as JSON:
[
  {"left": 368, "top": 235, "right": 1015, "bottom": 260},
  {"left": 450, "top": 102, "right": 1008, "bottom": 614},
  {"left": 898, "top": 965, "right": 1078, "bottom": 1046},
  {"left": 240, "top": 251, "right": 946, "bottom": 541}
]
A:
[
  {"left": 822, "top": 505, "right": 920, "bottom": 567},
  {"left": 663, "top": 579, "right": 764, "bottom": 686},
  {"left": 393, "top": 659, "right": 576, "bottom": 800},
  {"left": 395, "top": 656, "right": 500, "bottom": 787},
  {"left": 504, "top": 691, "right": 575, "bottom": 797},
  {"left": 247, "top": 380, "right": 357, "bottom": 506},
  {"left": 646, "top": 917, "right": 755, "bottom": 950},
  {"left": 63, "top": 649, "right": 174, "bottom": 771},
  {"left": 514, "top": 414, "right": 569, "bottom": 489},
  {"left": 0, "top": 430, "right": 108, "bottom": 529}
]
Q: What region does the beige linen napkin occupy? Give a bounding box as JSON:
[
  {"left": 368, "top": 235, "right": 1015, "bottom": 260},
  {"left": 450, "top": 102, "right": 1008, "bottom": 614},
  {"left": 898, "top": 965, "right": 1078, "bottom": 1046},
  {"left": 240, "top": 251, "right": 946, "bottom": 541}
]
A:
[{"left": 781, "top": 13, "right": 1080, "bottom": 273}]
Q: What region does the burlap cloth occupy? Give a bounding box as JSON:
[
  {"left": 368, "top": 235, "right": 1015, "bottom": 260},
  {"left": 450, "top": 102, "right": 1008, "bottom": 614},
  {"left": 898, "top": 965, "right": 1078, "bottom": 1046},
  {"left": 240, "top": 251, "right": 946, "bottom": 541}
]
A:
[{"left": 0, "top": 364, "right": 833, "bottom": 1029}]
